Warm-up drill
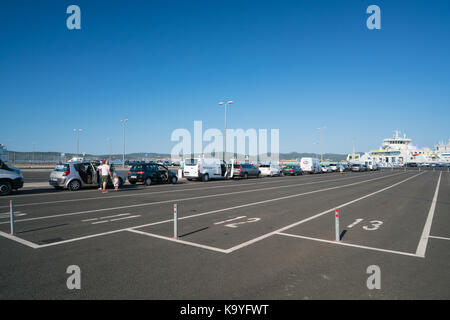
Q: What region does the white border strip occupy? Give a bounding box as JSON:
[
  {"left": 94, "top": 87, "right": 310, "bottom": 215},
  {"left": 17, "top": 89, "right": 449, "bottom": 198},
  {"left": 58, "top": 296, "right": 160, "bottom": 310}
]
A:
[{"left": 415, "top": 172, "right": 442, "bottom": 257}]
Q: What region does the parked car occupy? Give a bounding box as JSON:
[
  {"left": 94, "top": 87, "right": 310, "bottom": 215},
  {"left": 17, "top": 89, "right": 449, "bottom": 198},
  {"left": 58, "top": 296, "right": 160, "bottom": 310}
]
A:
[
  {"left": 49, "top": 161, "right": 125, "bottom": 191},
  {"left": 183, "top": 158, "right": 227, "bottom": 181},
  {"left": 258, "top": 163, "right": 282, "bottom": 177},
  {"left": 228, "top": 163, "right": 261, "bottom": 179},
  {"left": 321, "top": 165, "right": 333, "bottom": 173},
  {"left": 0, "top": 160, "right": 24, "bottom": 196},
  {"left": 281, "top": 165, "right": 303, "bottom": 176},
  {"left": 300, "top": 157, "right": 321, "bottom": 174},
  {"left": 350, "top": 163, "right": 365, "bottom": 172},
  {"left": 128, "top": 163, "right": 177, "bottom": 185},
  {"left": 329, "top": 163, "right": 339, "bottom": 172}
]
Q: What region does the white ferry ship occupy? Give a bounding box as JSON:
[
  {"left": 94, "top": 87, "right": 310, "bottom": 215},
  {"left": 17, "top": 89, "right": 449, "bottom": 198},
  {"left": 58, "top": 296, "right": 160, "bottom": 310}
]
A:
[{"left": 348, "top": 131, "right": 449, "bottom": 167}]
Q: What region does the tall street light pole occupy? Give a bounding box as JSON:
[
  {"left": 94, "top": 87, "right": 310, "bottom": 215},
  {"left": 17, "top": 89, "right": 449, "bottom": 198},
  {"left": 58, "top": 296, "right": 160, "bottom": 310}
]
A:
[
  {"left": 73, "top": 129, "right": 83, "bottom": 156},
  {"left": 107, "top": 137, "right": 112, "bottom": 162},
  {"left": 120, "top": 119, "right": 128, "bottom": 168},
  {"left": 316, "top": 126, "right": 326, "bottom": 163},
  {"left": 218, "top": 101, "right": 233, "bottom": 162}
]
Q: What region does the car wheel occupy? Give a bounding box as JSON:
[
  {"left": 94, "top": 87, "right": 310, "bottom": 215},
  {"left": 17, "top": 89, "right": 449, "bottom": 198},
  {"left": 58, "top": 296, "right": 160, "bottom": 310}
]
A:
[
  {"left": 257, "top": 172, "right": 261, "bottom": 178},
  {"left": 244, "top": 172, "right": 248, "bottom": 179},
  {"left": 171, "top": 176, "right": 178, "bottom": 184},
  {"left": 0, "top": 180, "right": 12, "bottom": 196},
  {"left": 119, "top": 178, "right": 124, "bottom": 187},
  {"left": 145, "top": 177, "right": 152, "bottom": 186},
  {"left": 68, "top": 180, "right": 81, "bottom": 191},
  {"left": 202, "top": 174, "right": 209, "bottom": 182}
]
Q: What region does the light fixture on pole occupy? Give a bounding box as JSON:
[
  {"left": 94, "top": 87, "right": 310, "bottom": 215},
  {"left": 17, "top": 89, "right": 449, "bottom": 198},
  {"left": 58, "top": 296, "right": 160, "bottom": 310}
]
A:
[
  {"left": 120, "top": 119, "right": 128, "bottom": 168},
  {"left": 73, "top": 129, "right": 83, "bottom": 156},
  {"left": 218, "top": 100, "right": 233, "bottom": 162}
]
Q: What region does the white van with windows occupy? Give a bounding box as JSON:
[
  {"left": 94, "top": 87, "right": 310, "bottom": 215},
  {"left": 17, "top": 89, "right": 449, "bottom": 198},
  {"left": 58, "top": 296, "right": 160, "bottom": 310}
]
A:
[
  {"left": 300, "top": 157, "right": 321, "bottom": 174},
  {"left": 183, "top": 158, "right": 227, "bottom": 182}
]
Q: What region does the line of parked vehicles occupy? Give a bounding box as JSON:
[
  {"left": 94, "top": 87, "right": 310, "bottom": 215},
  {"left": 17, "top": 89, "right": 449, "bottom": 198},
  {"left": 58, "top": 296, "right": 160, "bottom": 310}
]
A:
[{"left": 0, "top": 156, "right": 380, "bottom": 196}]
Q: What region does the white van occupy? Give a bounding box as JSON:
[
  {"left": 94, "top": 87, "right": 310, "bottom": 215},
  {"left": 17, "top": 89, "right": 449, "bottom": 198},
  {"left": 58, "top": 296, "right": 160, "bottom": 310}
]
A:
[
  {"left": 258, "top": 163, "right": 282, "bottom": 177},
  {"left": 300, "top": 157, "right": 321, "bottom": 174},
  {"left": 183, "top": 158, "right": 227, "bottom": 181}
]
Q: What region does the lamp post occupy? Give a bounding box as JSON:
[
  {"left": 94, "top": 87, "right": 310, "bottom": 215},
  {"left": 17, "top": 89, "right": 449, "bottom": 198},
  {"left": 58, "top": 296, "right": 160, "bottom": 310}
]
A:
[
  {"left": 107, "top": 137, "right": 112, "bottom": 162},
  {"left": 316, "top": 126, "right": 326, "bottom": 163},
  {"left": 218, "top": 101, "right": 233, "bottom": 162},
  {"left": 313, "top": 142, "right": 319, "bottom": 159},
  {"left": 120, "top": 119, "right": 128, "bottom": 168},
  {"left": 73, "top": 129, "right": 83, "bottom": 156}
]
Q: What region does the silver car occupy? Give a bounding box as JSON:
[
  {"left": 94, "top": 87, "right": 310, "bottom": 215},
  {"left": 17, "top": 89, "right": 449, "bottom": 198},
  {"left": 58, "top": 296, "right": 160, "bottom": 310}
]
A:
[{"left": 49, "top": 161, "right": 125, "bottom": 191}]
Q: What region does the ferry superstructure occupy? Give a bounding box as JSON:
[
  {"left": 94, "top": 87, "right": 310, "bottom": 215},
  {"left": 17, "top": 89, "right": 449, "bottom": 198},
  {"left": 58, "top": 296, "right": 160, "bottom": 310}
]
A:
[{"left": 349, "top": 131, "right": 449, "bottom": 166}]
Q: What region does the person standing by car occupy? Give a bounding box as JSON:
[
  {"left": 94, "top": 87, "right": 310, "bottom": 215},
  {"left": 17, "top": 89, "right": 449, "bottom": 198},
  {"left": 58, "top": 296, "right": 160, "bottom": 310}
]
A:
[{"left": 99, "top": 160, "right": 112, "bottom": 193}]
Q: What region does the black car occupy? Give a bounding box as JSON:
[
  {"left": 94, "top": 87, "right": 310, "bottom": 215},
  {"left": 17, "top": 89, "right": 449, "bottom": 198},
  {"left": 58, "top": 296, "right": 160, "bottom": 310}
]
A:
[
  {"left": 128, "top": 163, "right": 178, "bottom": 186},
  {"left": 281, "top": 165, "right": 303, "bottom": 176}
]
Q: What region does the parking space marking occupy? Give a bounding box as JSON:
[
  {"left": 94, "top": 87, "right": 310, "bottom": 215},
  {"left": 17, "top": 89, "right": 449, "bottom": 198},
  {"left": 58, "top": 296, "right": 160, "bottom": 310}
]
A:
[
  {"left": 0, "top": 231, "right": 40, "bottom": 249},
  {"left": 275, "top": 233, "right": 421, "bottom": 258},
  {"left": 416, "top": 172, "right": 442, "bottom": 257},
  {"left": 429, "top": 235, "right": 450, "bottom": 241},
  {"left": 0, "top": 211, "right": 26, "bottom": 219},
  {"left": 110, "top": 215, "right": 141, "bottom": 222},
  {"left": 0, "top": 171, "right": 386, "bottom": 209},
  {"left": 91, "top": 220, "right": 109, "bottom": 225},
  {"left": 214, "top": 216, "right": 247, "bottom": 225},
  {"left": 0, "top": 171, "right": 407, "bottom": 225},
  {"left": 82, "top": 213, "right": 130, "bottom": 222},
  {"left": 127, "top": 229, "right": 230, "bottom": 253}
]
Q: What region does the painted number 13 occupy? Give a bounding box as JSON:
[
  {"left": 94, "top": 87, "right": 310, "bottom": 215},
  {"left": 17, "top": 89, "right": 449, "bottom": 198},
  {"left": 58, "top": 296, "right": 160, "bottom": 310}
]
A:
[{"left": 347, "top": 219, "right": 383, "bottom": 231}]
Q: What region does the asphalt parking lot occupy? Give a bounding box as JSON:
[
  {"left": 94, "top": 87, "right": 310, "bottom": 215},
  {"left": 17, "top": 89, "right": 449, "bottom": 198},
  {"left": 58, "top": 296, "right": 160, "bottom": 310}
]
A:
[{"left": 0, "top": 169, "right": 449, "bottom": 299}]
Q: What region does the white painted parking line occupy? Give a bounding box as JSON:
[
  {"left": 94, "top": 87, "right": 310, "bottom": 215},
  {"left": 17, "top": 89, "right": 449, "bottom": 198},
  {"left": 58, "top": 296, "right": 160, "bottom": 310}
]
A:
[
  {"left": 127, "top": 229, "right": 230, "bottom": 253},
  {"left": 0, "top": 171, "right": 386, "bottom": 209},
  {"left": 276, "top": 233, "right": 421, "bottom": 258},
  {"left": 0, "top": 171, "right": 407, "bottom": 226},
  {"left": 416, "top": 172, "right": 442, "bottom": 257},
  {"left": 429, "top": 235, "right": 450, "bottom": 241},
  {"left": 110, "top": 215, "right": 141, "bottom": 222},
  {"left": 91, "top": 220, "right": 109, "bottom": 225},
  {"left": 214, "top": 216, "right": 247, "bottom": 225},
  {"left": 0, "top": 231, "right": 40, "bottom": 249},
  {"left": 82, "top": 213, "right": 130, "bottom": 222},
  {"left": 0, "top": 211, "right": 26, "bottom": 218}
]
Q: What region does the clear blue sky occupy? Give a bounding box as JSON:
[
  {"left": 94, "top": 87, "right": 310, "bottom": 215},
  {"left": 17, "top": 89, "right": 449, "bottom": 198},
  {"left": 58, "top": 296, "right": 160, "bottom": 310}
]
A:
[{"left": 1, "top": 0, "right": 449, "bottom": 155}]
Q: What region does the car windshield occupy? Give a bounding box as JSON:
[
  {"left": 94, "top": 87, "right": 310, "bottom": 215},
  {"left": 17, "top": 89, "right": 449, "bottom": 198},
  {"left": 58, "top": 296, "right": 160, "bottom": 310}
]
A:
[
  {"left": 259, "top": 165, "right": 270, "bottom": 168},
  {"left": 131, "top": 165, "right": 145, "bottom": 171},
  {"left": 184, "top": 159, "right": 198, "bottom": 166}
]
